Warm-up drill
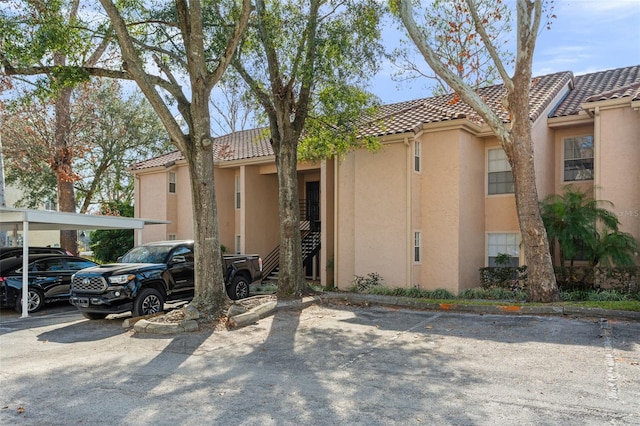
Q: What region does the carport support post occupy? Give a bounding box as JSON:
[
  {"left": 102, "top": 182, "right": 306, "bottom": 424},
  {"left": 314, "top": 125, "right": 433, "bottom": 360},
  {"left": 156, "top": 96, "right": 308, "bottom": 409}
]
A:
[{"left": 21, "top": 220, "right": 29, "bottom": 318}]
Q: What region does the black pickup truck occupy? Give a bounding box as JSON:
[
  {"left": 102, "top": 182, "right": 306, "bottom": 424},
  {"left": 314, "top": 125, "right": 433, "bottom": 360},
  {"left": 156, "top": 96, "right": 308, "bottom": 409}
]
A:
[{"left": 69, "top": 240, "right": 262, "bottom": 320}]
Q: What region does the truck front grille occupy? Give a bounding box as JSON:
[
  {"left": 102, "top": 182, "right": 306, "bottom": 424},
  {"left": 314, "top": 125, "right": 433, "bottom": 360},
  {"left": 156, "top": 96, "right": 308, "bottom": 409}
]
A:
[{"left": 72, "top": 276, "right": 107, "bottom": 293}]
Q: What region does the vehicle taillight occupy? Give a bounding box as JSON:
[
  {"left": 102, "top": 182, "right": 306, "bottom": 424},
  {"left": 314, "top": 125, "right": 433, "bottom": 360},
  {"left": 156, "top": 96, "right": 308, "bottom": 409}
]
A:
[{"left": 259, "top": 257, "right": 263, "bottom": 272}]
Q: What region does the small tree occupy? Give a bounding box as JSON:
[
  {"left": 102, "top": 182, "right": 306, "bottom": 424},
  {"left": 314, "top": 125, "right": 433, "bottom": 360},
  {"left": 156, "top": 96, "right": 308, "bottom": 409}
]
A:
[
  {"left": 541, "top": 187, "right": 638, "bottom": 268},
  {"left": 90, "top": 201, "right": 135, "bottom": 263}
]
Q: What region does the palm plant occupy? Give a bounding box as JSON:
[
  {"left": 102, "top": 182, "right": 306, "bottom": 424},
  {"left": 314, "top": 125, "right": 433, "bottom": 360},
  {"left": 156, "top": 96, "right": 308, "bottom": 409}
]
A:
[{"left": 540, "top": 187, "right": 638, "bottom": 268}]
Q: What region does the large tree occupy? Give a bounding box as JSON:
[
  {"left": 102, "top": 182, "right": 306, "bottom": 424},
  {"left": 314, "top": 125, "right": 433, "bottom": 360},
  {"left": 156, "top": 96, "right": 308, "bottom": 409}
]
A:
[
  {"left": 2, "top": 79, "right": 170, "bottom": 212},
  {"left": 3, "top": 0, "right": 252, "bottom": 314},
  {"left": 231, "top": 0, "right": 385, "bottom": 297},
  {"left": 1, "top": 0, "right": 113, "bottom": 254},
  {"left": 393, "top": 0, "right": 559, "bottom": 302},
  {"left": 96, "top": 0, "right": 252, "bottom": 313}
]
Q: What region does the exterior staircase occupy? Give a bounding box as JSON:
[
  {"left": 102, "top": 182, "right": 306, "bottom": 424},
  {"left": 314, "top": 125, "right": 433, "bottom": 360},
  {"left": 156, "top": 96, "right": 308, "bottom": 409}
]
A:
[{"left": 261, "top": 223, "right": 321, "bottom": 284}]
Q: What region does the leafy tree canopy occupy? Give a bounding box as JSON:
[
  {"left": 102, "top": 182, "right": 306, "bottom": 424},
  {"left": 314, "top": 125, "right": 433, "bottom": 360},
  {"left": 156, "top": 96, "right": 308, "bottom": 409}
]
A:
[{"left": 90, "top": 201, "right": 135, "bottom": 263}]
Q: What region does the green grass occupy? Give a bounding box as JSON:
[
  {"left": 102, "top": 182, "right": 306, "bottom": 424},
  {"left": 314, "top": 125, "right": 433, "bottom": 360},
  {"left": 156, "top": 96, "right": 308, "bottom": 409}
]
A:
[{"left": 346, "top": 285, "right": 640, "bottom": 312}]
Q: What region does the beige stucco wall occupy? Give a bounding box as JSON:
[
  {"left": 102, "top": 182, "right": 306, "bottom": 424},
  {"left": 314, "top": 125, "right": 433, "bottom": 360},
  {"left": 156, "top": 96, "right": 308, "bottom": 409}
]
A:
[
  {"left": 420, "top": 130, "right": 461, "bottom": 293},
  {"left": 458, "top": 131, "right": 486, "bottom": 289},
  {"left": 321, "top": 159, "right": 335, "bottom": 287},
  {"left": 336, "top": 141, "right": 409, "bottom": 289},
  {"left": 214, "top": 167, "right": 236, "bottom": 251},
  {"left": 598, "top": 106, "right": 640, "bottom": 244},
  {"left": 135, "top": 169, "right": 170, "bottom": 243},
  {"left": 414, "top": 128, "right": 487, "bottom": 293},
  {"left": 242, "top": 165, "right": 279, "bottom": 257}
]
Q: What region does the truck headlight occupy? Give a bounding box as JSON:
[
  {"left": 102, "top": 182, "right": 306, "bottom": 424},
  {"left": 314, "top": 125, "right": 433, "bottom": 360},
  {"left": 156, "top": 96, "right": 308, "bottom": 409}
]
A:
[{"left": 108, "top": 274, "right": 135, "bottom": 284}]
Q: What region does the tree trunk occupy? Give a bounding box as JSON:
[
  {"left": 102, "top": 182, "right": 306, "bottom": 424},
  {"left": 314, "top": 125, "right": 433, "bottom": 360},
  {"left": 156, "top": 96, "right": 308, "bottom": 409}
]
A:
[
  {"left": 184, "top": 127, "right": 228, "bottom": 315},
  {"left": 54, "top": 85, "right": 78, "bottom": 255},
  {"left": 275, "top": 136, "right": 307, "bottom": 297},
  {"left": 506, "top": 81, "right": 558, "bottom": 302}
]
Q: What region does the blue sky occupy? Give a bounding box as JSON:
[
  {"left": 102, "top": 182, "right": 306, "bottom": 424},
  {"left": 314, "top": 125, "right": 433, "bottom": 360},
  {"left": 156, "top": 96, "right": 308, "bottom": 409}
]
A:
[{"left": 372, "top": 0, "right": 640, "bottom": 104}]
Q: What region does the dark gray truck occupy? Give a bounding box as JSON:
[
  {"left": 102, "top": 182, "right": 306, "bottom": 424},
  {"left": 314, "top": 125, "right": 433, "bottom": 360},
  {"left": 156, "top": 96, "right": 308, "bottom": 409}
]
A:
[{"left": 69, "top": 240, "right": 262, "bottom": 320}]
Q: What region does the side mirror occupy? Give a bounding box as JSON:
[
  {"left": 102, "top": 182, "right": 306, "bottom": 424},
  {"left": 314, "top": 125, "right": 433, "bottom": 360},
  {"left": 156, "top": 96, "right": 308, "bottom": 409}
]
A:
[{"left": 171, "top": 255, "right": 186, "bottom": 264}]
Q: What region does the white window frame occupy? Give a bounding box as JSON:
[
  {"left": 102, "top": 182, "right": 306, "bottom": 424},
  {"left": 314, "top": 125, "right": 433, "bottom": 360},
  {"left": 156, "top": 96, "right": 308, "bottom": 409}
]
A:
[
  {"left": 168, "top": 172, "right": 177, "bottom": 194},
  {"left": 235, "top": 235, "right": 241, "bottom": 254},
  {"left": 487, "top": 148, "right": 514, "bottom": 195},
  {"left": 487, "top": 233, "right": 520, "bottom": 267},
  {"left": 414, "top": 141, "right": 421, "bottom": 172},
  {"left": 563, "top": 135, "right": 594, "bottom": 182},
  {"left": 414, "top": 231, "right": 421, "bottom": 263},
  {"left": 235, "top": 175, "right": 241, "bottom": 209}
]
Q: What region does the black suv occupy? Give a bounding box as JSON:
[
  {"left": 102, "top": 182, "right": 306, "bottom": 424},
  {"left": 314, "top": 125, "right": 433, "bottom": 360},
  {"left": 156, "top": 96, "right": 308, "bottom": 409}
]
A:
[
  {"left": 0, "top": 246, "right": 72, "bottom": 260},
  {"left": 1, "top": 254, "right": 98, "bottom": 313}
]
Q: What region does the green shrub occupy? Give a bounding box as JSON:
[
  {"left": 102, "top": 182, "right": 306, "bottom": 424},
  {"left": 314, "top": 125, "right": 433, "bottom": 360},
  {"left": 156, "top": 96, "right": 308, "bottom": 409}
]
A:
[
  {"left": 351, "top": 272, "right": 383, "bottom": 292},
  {"left": 479, "top": 265, "right": 528, "bottom": 290},
  {"left": 587, "top": 290, "right": 630, "bottom": 302}
]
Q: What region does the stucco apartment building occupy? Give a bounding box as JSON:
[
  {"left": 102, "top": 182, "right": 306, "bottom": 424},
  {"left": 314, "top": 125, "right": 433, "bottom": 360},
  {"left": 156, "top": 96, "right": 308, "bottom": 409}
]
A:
[{"left": 131, "top": 65, "right": 640, "bottom": 294}]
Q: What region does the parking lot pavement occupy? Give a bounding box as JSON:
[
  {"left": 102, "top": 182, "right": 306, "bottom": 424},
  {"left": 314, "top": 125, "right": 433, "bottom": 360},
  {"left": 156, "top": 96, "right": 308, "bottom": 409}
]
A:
[{"left": 1, "top": 301, "right": 639, "bottom": 425}]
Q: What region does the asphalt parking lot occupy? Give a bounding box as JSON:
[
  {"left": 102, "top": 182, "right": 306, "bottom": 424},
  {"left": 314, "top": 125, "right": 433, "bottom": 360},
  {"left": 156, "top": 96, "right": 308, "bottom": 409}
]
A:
[{"left": 1, "top": 300, "right": 639, "bottom": 425}]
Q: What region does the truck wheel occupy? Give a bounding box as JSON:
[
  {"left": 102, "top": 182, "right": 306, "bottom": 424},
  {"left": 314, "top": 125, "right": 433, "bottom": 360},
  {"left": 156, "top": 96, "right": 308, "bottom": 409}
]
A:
[
  {"left": 227, "top": 275, "right": 250, "bottom": 300},
  {"left": 15, "top": 288, "right": 45, "bottom": 313},
  {"left": 82, "top": 312, "right": 108, "bottom": 320},
  {"left": 132, "top": 287, "right": 165, "bottom": 317}
]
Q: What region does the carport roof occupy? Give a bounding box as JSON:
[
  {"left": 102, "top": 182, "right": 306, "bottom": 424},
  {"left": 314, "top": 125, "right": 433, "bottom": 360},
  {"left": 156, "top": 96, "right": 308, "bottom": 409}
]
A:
[{"left": 0, "top": 207, "right": 169, "bottom": 232}]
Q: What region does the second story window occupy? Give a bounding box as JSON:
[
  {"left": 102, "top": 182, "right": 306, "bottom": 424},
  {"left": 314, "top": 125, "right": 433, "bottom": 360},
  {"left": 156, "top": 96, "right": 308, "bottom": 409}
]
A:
[
  {"left": 488, "top": 148, "right": 514, "bottom": 195},
  {"left": 414, "top": 231, "right": 421, "bottom": 262},
  {"left": 414, "top": 141, "right": 421, "bottom": 172},
  {"left": 169, "top": 172, "right": 177, "bottom": 193},
  {"left": 235, "top": 175, "right": 241, "bottom": 209},
  {"left": 564, "top": 135, "right": 594, "bottom": 181}
]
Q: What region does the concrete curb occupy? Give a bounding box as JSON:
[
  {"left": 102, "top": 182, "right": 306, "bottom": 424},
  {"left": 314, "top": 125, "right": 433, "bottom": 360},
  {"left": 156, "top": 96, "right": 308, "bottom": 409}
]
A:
[
  {"left": 130, "top": 292, "right": 640, "bottom": 334},
  {"left": 319, "top": 292, "right": 640, "bottom": 320},
  {"left": 133, "top": 318, "right": 199, "bottom": 334}
]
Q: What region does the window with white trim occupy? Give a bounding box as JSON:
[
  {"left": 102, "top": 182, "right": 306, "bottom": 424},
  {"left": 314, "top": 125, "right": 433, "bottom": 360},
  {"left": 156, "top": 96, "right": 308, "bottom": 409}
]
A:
[
  {"left": 235, "top": 175, "right": 241, "bottom": 209},
  {"left": 487, "top": 233, "right": 519, "bottom": 267},
  {"left": 168, "top": 172, "right": 176, "bottom": 193},
  {"left": 168, "top": 234, "right": 177, "bottom": 241},
  {"left": 487, "top": 148, "right": 514, "bottom": 195},
  {"left": 414, "top": 231, "right": 421, "bottom": 262},
  {"left": 564, "top": 135, "right": 594, "bottom": 181},
  {"left": 414, "top": 141, "right": 421, "bottom": 172},
  {"left": 235, "top": 235, "right": 241, "bottom": 254}
]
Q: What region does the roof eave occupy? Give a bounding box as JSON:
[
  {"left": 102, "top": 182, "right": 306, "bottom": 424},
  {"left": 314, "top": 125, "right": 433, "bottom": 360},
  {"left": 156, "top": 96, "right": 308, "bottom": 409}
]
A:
[
  {"left": 581, "top": 97, "right": 636, "bottom": 116},
  {"left": 547, "top": 112, "right": 593, "bottom": 128}
]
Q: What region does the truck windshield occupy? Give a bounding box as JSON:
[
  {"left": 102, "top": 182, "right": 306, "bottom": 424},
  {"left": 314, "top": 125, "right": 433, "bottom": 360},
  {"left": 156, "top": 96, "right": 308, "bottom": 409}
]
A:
[{"left": 119, "top": 246, "right": 172, "bottom": 264}]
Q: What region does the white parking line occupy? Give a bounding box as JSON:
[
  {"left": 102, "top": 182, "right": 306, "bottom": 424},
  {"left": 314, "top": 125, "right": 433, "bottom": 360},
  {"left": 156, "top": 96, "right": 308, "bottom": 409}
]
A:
[
  {"left": 600, "top": 318, "right": 619, "bottom": 400},
  {"left": 338, "top": 312, "right": 442, "bottom": 369}
]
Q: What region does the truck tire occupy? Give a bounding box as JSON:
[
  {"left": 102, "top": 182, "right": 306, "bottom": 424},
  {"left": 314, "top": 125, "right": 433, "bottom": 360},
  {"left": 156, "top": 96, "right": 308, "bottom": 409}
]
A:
[
  {"left": 82, "top": 312, "right": 108, "bottom": 320},
  {"left": 15, "top": 288, "right": 45, "bottom": 313},
  {"left": 132, "top": 287, "right": 165, "bottom": 317},
  {"left": 227, "top": 275, "right": 250, "bottom": 300}
]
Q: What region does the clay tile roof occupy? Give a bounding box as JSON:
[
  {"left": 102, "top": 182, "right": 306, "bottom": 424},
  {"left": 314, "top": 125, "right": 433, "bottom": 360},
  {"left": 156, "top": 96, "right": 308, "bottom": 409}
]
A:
[
  {"left": 550, "top": 65, "right": 640, "bottom": 117},
  {"left": 129, "top": 150, "right": 184, "bottom": 171},
  {"left": 359, "top": 71, "right": 572, "bottom": 137},
  {"left": 129, "top": 127, "right": 273, "bottom": 171},
  {"left": 584, "top": 81, "right": 640, "bottom": 103},
  {"left": 212, "top": 127, "right": 273, "bottom": 161}
]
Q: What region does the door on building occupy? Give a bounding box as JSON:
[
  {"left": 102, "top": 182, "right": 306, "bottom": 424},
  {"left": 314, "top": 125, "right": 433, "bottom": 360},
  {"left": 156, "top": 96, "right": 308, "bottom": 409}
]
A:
[{"left": 306, "top": 181, "right": 320, "bottom": 230}]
